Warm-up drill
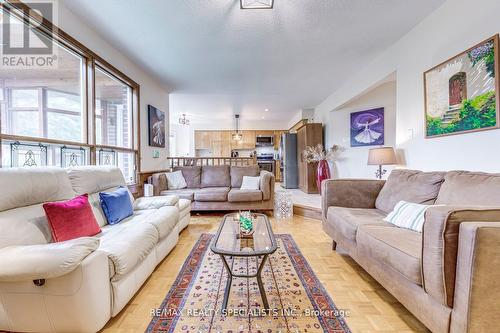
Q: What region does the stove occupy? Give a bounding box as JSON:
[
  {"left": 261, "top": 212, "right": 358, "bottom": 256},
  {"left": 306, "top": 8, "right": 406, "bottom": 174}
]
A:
[{"left": 257, "top": 153, "right": 276, "bottom": 173}]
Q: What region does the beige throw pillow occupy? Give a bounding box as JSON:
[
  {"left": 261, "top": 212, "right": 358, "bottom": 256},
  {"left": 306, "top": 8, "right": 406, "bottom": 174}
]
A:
[
  {"left": 240, "top": 176, "right": 260, "bottom": 190},
  {"left": 165, "top": 170, "right": 187, "bottom": 190}
]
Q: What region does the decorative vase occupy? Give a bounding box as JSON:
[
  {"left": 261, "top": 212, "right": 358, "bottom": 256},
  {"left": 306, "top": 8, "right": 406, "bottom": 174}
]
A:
[{"left": 316, "top": 160, "right": 331, "bottom": 195}]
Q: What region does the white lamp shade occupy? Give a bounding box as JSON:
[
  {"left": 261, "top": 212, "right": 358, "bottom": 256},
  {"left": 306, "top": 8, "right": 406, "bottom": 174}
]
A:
[{"left": 367, "top": 147, "right": 396, "bottom": 165}]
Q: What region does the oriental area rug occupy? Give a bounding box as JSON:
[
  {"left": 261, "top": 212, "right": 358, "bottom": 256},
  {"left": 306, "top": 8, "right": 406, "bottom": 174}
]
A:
[{"left": 147, "top": 234, "right": 351, "bottom": 333}]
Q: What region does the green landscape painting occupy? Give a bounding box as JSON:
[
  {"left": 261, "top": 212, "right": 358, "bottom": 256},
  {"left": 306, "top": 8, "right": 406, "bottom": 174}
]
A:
[{"left": 424, "top": 35, "right": 499, "bottom": 138}]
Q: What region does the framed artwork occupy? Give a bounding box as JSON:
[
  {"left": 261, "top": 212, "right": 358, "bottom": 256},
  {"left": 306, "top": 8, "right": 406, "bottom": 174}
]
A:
[
  {"left": 350, "top": 107, "right": 385, "bottom": 147},
  {"left": 148, "top": 105, "right": 166, "bottom": 147},
  {"left": 424, "top": 35, "right": 500, "bottom": 138}
]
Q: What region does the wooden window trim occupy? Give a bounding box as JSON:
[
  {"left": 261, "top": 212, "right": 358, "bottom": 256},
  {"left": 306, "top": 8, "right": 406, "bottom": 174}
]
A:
[{"left": 0, "top": 0, "right": 142, "bottom": 182}]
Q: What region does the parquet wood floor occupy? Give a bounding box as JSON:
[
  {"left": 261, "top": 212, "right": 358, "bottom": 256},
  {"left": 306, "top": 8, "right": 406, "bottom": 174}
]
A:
[{"left": 100, "top": 214, "right": 429, "bottom": 333}]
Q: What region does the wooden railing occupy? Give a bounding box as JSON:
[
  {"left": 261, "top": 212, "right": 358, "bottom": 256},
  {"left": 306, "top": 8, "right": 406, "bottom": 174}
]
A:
[
  {"left": 166, "top": 156, "right": 257, "bottom": 168},
  {"left": 135, "top": 156, "right": 258, "bottom": 197}
]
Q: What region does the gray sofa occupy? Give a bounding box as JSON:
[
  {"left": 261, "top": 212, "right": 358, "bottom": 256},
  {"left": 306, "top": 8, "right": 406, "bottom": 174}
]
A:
[
  {"left": 150, "top": 165, "right": 275, "bottom": 211},
  {"left": 322, "top": 169, "right": 500, "bottom": 333}
]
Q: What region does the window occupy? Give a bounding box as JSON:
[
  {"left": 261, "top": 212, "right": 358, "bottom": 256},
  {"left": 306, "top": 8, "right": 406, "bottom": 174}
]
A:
[
  {"left": 95, "top": 67, "right": 133, "bottom": 148},
  {"left": 0, "top": 12, "right": 85, "bottom": 143},
  {"left": 94, "top": 66, "right": 136, "bottom": 182},
  {"left": 0, "top": 4, "right": 140, "bottom": 184},
  {"left": 11, "top": 89, "right": 39, "bottom": 108}
]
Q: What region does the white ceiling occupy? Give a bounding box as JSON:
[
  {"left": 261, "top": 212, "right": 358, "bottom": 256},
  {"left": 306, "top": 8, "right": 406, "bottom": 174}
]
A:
[{"left": 62, "top": 0, "right": 445, "bottom": 126}]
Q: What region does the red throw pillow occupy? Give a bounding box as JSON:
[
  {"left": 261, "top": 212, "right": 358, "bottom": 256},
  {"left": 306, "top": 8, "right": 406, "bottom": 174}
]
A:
[{"left": 43, "top": 194, "right": 101, "bottom": 242}]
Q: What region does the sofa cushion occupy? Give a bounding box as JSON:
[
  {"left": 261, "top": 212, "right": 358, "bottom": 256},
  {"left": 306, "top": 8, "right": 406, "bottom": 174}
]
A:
[
  {"left": 133, "top": 195, "right": 179, "bottom": 210},
  {"left": 228, "top": 189, "right": 263, "bottom": 202},
  {"left": 68, "top": 166, "right": 126, "bottom": 196},
  {"left": 200, "top": 166, "right": 230, "bottom": 188},
  {"left": 87, "top": 191, "right": 110, "bottom": 227},
  {"left": 241, "top": 176, "right": 260, "bottom": 190},
  {"left": 160, "top": 189, "right": 195, "bottom": 201},
  {"left": 0, "top": 237, "right": 99, "bottom": 282},
  {"left": 194, "top": 187, "right": 230, "bottom": 202},
  {"left": 98, "top": 220, "right": 158, "bottom": 281},
  {"left": 436, "top": 171, "right": 500, "bottom": 206},
  {"left": 384, "top": 201, "right": 432, "bottom": 232},
  {"left": 173, "top": 166, "right": 201, "bottom": 189},
  {"left": 43, "top": 194, "right": 101, "bottom": 242},
  {"left": 0, "top": 204, "right": 54, "bottom": 247},
  {"left": 357, "top": 224, "right": 422, "bottom": 285},
  {"left": 230, "top": 166, "right": 260, "bottom": 188},
  {"left": 134, "top": 206, "right": 179, "bottom": 239},
  {"left": 0, "top": 167, "right": 74, "bottom": 213},
  {"left": 375, "top": 169, "right": 445, "bottom": 213},
  {"left": 422, "top": 205, "right": 500, "bottom": 308},
  {"left": 178, "top": 199, "right": 191, "bottom": 218},
  {"left": 327, "top": 207, "right": 389, "bottom": 241},
  {"left": 165, "top": 170, "right": 187, "bottom": 190},
  {"left": 99, "top": 187, "right": 134, "bottom": 225}
]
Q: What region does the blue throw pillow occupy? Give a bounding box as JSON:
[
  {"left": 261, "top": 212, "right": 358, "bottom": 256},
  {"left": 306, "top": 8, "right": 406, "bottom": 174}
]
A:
[{"left": 99, "top": 186, "right": 134, "bottom": 225}]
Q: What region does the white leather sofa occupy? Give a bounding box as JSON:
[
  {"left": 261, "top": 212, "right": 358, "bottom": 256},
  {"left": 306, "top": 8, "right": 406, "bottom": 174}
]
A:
[{"left": 0, "top": 166, "right": 191, "bottom": 333}]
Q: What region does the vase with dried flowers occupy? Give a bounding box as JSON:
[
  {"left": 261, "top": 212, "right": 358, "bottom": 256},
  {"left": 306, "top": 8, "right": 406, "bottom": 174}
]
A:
[{"left": 303, "top": 144, "right": 341, "bottom": 195}]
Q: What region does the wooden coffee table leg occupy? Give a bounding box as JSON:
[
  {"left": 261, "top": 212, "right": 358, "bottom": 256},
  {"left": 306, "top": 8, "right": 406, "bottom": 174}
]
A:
[{"left": 256, "top": 254, "right": 270, "bottom": 311}]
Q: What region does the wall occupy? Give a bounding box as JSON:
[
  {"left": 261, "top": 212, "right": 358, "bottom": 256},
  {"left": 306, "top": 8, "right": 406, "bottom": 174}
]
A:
[
  {"left": 328, "top": 81, "right": 396, "bottom": 178},
  {"left": 315, "top": 0, "right": 500, "bottom": 173},
  {"left": 57, "top": 1, "right": 170, "bottom": 172},
  {"left": 287, "top": 108, "right": 315, "bottom": 130},
  {"left": 170, "top": 114, "right": 287, "bottom": 156}
]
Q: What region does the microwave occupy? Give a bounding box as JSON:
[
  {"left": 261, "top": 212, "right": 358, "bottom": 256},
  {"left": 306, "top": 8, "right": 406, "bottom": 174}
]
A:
[{"left": 256, "top": 135, "right": 274, "bottom": 147}]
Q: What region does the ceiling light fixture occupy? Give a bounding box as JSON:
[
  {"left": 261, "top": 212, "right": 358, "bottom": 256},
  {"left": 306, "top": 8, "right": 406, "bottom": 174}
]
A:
[
  {"left": 240, "top": 0, "right": 274, "bottom": 10},
  {"left": 264, "top": 108, "right": 269, "bottom": 112},
  {"left": 178, "top": 113, "right": 190, "bottom": 126},
  {"left": 232, "top": 114, "right": 243, "bottom": 141}
]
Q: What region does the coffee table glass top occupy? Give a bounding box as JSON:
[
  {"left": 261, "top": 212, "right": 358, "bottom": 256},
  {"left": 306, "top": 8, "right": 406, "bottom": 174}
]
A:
[{"left": 211, "top": 213, "right": 277, "bottom": 256}]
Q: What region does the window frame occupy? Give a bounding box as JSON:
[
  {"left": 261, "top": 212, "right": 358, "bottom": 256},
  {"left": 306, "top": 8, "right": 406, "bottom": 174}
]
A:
[{"left": 0, "top": 1, "right": 141, "bottom": 184}]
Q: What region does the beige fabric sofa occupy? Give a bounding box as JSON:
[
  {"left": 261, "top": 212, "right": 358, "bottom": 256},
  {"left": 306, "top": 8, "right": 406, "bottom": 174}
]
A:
[
  {"left": 322, "top": 169, "right": 500, "bottom": 333},
  {"left": 0, "top": 166, "right": 190, "bottom": 333},
  {"left": 151, "top": 165, "right": 275, "bottom": 211}
]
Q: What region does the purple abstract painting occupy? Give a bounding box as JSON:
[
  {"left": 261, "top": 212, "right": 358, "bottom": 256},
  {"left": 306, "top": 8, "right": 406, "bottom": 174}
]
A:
[{"left": 350, "top": 107, "right": 384, "bottom": 147}]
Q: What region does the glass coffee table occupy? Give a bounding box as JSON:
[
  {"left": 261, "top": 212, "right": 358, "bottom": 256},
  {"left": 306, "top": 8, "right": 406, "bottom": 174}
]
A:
[{"left": 211, "top": 213, "right": 277, "bottom": 311}]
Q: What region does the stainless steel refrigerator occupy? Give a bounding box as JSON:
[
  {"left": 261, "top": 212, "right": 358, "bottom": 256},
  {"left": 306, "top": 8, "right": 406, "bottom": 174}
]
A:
[{"left": 279, "top": 133, "right": 298, "bottom": 189}]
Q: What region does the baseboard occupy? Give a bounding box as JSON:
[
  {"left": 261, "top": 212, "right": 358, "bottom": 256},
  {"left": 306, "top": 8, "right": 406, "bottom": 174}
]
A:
[{"left": 293, "top": 203, "right": 322, "bottom": 220}]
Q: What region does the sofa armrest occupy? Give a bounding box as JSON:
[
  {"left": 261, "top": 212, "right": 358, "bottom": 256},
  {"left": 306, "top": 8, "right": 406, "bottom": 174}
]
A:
[
  {"left": 451, "top": 222, "right": 500, "bottom": 332},
  {"left": 151, "top": 172, "right": 168, "bottom": 196},
  {"left": 260, "top": 170, "right": 275, "bottom": 201},
  {"left": 0, "top": 237, "right": 99, "bottom": 282},
  {"left": 321, "top": 179, "right": 385, "bottom": 219},
  {"left": 422, "top": 206, "right": 500, "bottom": 308},
  {"left": 133, "top": 195, "right": 179, "bottom": 210}
]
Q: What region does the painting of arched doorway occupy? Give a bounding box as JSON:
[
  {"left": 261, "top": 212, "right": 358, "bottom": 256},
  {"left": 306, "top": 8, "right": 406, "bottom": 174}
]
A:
[
  {"left": 424, "top": 35, "right": 499, "bottom": 138},
  {"left": 449, "top": 72, "right": 467, "bottom": 107}
]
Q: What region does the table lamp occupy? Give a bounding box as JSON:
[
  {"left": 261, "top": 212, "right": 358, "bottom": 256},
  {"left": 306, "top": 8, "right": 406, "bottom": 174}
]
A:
[{"left": 367, "top": 147, "right": 396, "bottom": 179}]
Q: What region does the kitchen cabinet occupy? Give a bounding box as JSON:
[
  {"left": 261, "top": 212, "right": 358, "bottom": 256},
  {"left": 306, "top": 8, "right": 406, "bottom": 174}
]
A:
[
  {"left": 211, "top": 131, "right": 231, "bottom": 157},
  {"left": 194, "top": 131, "right": 211, "bottom": 150},
  {"left": 195, "top": 130, "right": 231, "bottom": 156},
  {"left": 273, "top": 130, "right": 286, "bottom": 150},
  {"left": 231, "top": 130, "right": 256, "bottom": 150},
  {"left": 296, "top": 123, "right": 323, "bottom": 194},
  {"left": 255, "top": 130, "right": 274, "bottom": 137},
  {"left": 275, "top": 159, "right": 282, "bottom": 182}
]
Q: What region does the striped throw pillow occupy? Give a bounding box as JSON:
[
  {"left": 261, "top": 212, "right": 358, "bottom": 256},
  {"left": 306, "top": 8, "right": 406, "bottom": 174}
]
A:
[{"left": 383, "top": 201, "right": 431, "bottom": 232}]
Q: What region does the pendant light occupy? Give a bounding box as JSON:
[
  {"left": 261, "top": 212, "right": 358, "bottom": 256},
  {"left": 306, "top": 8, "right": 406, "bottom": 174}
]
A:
[{"left": 232, "top": 114, "right": 243, "bottom": 141}]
